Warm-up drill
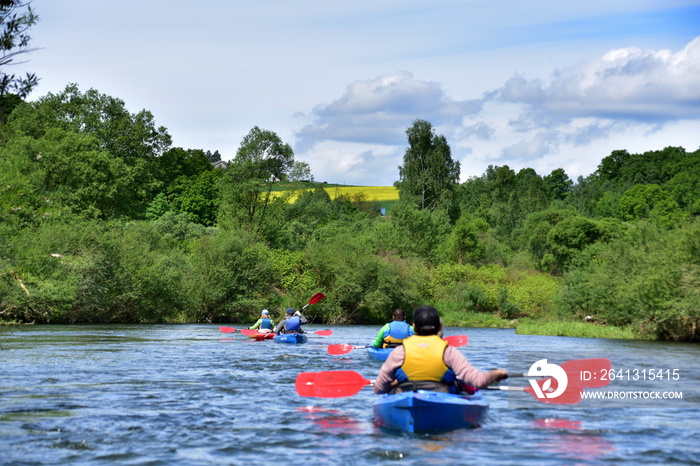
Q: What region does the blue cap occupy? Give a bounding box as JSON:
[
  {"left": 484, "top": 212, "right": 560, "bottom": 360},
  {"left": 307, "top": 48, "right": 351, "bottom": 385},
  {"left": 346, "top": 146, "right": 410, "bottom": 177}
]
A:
[
  {"left": 286, "top": 308, "right": 295, "bottom": 314},
  {"left": 262, "top": 309, "right": 269, "bottom": 315}
]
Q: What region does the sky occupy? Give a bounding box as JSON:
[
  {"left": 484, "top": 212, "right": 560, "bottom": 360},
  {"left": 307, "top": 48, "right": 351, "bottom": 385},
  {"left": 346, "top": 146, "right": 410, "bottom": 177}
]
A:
[{"left": 12, "top": 0, "right": 700, "bottom": 186}]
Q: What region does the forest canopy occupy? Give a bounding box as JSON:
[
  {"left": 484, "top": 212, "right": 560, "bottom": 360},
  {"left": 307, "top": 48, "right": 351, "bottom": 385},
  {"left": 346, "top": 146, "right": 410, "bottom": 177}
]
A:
[{"left": 1, "top": 84, "right": 699, "bottom": 342}]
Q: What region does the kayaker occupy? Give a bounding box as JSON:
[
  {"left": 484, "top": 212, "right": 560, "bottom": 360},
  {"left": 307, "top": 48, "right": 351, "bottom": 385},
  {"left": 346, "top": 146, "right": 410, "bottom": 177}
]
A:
[
  {"left": 274, "top": 308, "right": 308, "bottom": 334},
  {"left": 373, "top": 305, "right": 508, "bottom": 394},
  {"left": 249, "top": 309, "right": 275, "bottom": 333},
  {"left": 371, "top": 308, "right": 415, "bottom": 349}
]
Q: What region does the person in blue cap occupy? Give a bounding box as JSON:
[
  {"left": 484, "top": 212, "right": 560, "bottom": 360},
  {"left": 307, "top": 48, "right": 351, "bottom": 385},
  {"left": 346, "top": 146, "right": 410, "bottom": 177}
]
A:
[
  {"left": 249, "top": 309, "right": 275, "bottom": 333},
  {"left": 274, "top": 307, "right": 308, "bottom": 334}
]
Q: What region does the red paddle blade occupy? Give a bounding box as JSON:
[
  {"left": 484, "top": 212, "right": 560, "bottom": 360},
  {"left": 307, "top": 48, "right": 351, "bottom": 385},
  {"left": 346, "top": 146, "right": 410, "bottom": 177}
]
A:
[
  {"left": 219, "top": 327, "right": 237, "bottom": 333},
  {"left": 444, "top": 335, "right": 468, "bottom": 347},
  {"left": 295, "top": 370, "right": 371, "bottom": 398},
  {"left": 240, "top": 329, "right": 258, "bottom": 336},
  {"left": 314, "top": 329, "right": 333, "bottom": 336},
  {"left": 328, "top": 344, "right": 355, "bottom": 355},
  {"left": 560, "top": 358, "right": 611, "bottom": 388},
  {"left": 525, "top": 377, "right": 583, "bottom": 405},
  {"left": 295, "top": 372, "right": 317, "bottom": 397},
  {"left": 308, "top": 292, "right": 325, "bottom": 306}
]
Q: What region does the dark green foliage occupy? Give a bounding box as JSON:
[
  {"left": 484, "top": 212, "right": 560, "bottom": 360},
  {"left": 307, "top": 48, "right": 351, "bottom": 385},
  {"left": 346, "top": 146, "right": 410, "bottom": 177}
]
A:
[
  {"left": 169, "top": 170, "right": 221, "bottom": 226},
  {"left": 395, "top": 119, "right": 460, "bottom": 215},
  {"left": 2, "top": 84, "right": 173, "bottom": 220},
  {"left": 302, "top": 227, "right": 423, "bottom": 324},
  {"left": 387, "top": 200, "right": 452, "bottom": 262},
  {"left": 557, "top": 219, "right": 700, "bottom": 341},
  {"left": 217, "top": 126, "right": 295, "bottom": 242},
  {"left": 3, "top": 87, "right": 699, "bottom": 341},
  {"left": 542, "top": 168, "right": 573, "bottom": 201},
  {"left": 182, "top": 230, "right": 276, "bottom": 322},
  {"left": 546, "top": 216, "right": 610, "bottom": 271},
  {"left": 440, "top": 214, "right": 489, "bottom": 264}
]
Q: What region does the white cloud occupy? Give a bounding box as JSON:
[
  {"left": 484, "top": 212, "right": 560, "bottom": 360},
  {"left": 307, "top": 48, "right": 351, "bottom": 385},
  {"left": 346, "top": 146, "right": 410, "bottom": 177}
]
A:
[
  {"left": 500, "top": 36, "right": 700, "bottom": 122},
  {"left": 300, "top": 141, "right": 402, "bottom": 186},
  {"left": 295, "top": 71, "right": 481, "bottom": 148}
]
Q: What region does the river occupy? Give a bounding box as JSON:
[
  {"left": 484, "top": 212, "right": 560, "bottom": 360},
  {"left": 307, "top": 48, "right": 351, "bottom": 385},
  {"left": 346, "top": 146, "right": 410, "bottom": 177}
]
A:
[{"left": 1, "top": 324, "right": 698, "bottom": 465}]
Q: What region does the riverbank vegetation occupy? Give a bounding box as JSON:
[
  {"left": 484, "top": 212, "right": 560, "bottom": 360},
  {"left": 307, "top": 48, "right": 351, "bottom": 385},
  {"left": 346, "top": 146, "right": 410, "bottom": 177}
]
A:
[{"left": 1, "top": 84, "right": 699, "bottom": 341}]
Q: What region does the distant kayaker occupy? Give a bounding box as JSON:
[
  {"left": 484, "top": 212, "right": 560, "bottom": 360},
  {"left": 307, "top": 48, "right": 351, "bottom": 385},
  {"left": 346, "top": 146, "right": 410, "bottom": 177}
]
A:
[
  {"left": 371, "top": 308, "right": 415, "bottom": 349},
  {"left": 373, "top": 305, "right": 508, "bottom": 394},
  {"left": 249, "top": 309, "right": 275, "bottom": 333},
  {"left": 274, "top": 308, "right": 308, "bottom": 334}
]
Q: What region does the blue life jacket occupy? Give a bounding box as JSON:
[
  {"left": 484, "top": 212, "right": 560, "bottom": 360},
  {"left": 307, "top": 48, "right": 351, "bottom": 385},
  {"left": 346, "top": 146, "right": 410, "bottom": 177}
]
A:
[
  {"left": 261, "top": 318, "right": 272, "bottom": 330},
  {"left": 387, "top": 320, "right": 412, "bottom": 340},
  {"left": 285, "top": 315, "right": 301, "bottom": 333}
]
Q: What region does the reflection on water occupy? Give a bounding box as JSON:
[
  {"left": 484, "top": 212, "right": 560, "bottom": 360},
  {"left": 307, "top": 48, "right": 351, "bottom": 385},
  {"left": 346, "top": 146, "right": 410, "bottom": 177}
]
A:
[
  {"left": 0, "top": 324, "right": 698, "bottom": 465},
  {"left": 296, "top": 407, "right": 368, "bottom": 435},
  {"left": 533, "top": 418, "right": 615, "bottom": 461}
]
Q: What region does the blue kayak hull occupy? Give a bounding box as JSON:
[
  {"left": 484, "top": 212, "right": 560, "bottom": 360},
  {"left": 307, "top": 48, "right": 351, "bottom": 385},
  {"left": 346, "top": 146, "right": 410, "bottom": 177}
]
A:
[
  {"left": 273, "top": 333, "right": 308, "bottom": 344},
  {"left": 366, "top": 347, "right": 393, "bottom": 361},
  {"left": 372, "top": 390, "right": 489, "bottom": 433}
]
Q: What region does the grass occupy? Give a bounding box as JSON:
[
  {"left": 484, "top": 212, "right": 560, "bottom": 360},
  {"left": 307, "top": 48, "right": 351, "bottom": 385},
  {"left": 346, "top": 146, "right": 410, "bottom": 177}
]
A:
[
  {"left": 442, "top": 311, "right": 513, "bottom": 329},
  {"left": 440, "top": 311, "right": 644, "bottom": 339},
  {"left": 514, "top": 318, "right": 642, "bottom": 339}
]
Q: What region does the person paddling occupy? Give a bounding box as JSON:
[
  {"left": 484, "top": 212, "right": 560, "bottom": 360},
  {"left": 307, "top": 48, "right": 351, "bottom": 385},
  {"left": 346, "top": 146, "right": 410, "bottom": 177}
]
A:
[
  {"left": 373, "top": 305, "right": 508, "bottom": 394},
  {"left": 274, "top": 308, "right": 308, "bottom": 334},
  {"left": 249, "top": 309, "right": 275, "bottom": 333},
  {"left": 371, "top": 308, "right": 414, "bottom": 349}
]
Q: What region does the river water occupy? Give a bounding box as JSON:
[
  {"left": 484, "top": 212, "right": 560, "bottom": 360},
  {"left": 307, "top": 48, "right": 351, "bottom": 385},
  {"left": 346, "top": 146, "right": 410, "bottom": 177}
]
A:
[{"left": 1, "top": 324, "right": 699, "bottom": 465}]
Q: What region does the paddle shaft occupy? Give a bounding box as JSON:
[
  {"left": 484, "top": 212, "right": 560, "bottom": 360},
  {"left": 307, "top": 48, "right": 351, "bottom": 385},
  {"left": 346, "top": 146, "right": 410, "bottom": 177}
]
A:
[{"left": 327, "top": 335, "right": 468, "bottom": 356}]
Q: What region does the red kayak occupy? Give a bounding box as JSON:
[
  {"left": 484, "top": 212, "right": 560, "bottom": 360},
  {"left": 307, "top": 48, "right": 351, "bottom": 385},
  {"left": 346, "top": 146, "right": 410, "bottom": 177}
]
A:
[{"left": 246, "top": 331, "right": 275, "bottom": 341}]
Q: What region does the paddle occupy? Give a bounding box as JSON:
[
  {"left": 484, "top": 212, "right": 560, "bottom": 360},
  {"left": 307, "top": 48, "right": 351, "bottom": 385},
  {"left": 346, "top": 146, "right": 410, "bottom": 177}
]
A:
[
  {"left": 486, "top": 358, "right": 612, "bottom": 404},
  {"left": 485, "top": 380, "right": 583, "bottom": 405},
  {"left": 301, "top": 292, "right": 325, "bottom": 311},
  {"left": 327, "top": 334, "right": 468, "bottom": 356},
  {"left": 219, "top": 326, "right": 238, "bottom": 333},
  {"left": 327, "top": 344, "right": 370, "bottom": 355},
  {"left": 444, "top": 335, "right": 468, "bottom": 346},
  {"left": 309, "top": 329, "right": 333, "bottom": 336},
  {"left": 296, "top": 370, "right": 372, "bottom": 398},
  {"left": 296, "top": 358, "right": 610, "bottom": 403},
  {"left": 296, "top": 370, "right": 583, "bottom": 404}
]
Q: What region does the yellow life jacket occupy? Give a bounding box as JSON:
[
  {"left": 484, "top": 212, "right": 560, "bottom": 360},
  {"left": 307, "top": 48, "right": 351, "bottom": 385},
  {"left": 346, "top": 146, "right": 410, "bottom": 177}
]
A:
[{"left": 401, "top": 335, "right": 448, "bottom": 382}]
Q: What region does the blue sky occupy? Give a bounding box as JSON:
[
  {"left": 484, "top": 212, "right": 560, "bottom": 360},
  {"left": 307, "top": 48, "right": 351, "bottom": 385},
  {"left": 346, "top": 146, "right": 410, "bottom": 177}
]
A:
[{"left": 16, "top": 0, "right": 700, "bottom": 185}]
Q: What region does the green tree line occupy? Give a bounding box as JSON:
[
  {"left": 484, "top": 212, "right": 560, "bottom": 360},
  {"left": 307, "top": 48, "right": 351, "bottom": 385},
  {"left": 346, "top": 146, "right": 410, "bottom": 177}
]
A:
[{"left": 1, "top": 84, "right": 698, "bottom": 341}]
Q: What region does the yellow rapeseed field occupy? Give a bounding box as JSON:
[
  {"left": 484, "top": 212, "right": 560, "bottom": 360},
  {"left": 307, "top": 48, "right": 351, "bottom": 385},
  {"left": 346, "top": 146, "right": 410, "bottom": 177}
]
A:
[{"left": 281, "top": 186, "right": 399, "bottom": 203}]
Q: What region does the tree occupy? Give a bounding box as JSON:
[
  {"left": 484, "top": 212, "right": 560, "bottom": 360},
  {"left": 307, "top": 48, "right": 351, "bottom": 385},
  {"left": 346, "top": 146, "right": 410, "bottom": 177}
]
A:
[
  {"left": 218, "top": 126, "right": 294, "bottom": 240},
  {"left": 1, "top": 0, "right": 39, "bottom": 99},
  {"left": 546, "top": 216, "right": 608, "bottom": 271},
  {"left": 205, "top": 149, "right": 221, "bottom": 163},
  {"left": 156, "top": 147, "right": 213, "bottom": 188},
  {"left": 395, "top": 119, "right": 460, "bottom": 213},
  {"left": 234, "top": 126, "right": 294, "bottom": 181},
  {"left": 595, "top": 149, "right": 631, "bottom": 182},
  {"left": 4, "top": 84, "right": 172, "bottom": 219},
  {"left": 542, "top": 168, "right": 573, "bottom": 201},
  {"left": 289, "top": 161, "right": 314, "bottom": 182},
  {"left": 441, "top": 214, "right": 489, "bottom": 264},
  {"left": 485, "top": 165, "right": 518, "bottom": 236}
]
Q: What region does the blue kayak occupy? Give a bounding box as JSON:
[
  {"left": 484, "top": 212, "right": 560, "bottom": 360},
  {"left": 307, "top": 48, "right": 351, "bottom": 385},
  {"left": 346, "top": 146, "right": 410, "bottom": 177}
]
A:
[
  {"left": 366, "top": 347, "right": 393, "bottom": 361},
  {"left": 273, "top": 333, "right": 308, "bottom": 345},
  {"left": 372, "top": 390, "right": 489, "bottom": 433}
]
